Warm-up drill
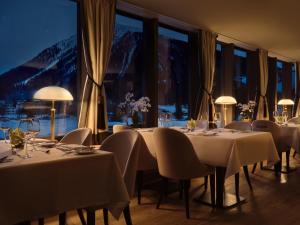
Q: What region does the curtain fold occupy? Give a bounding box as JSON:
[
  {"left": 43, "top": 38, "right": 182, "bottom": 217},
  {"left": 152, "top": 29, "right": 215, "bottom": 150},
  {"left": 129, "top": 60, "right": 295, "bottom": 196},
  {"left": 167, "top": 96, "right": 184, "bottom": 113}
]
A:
[
  {"left": 78, "top": 0, "right": 116, "bottom": 139},
  {"left": 197, "top": 30, "right": 217, "bottom": 120},
  {"left": 256, "top": 49, "right": 269, "bottom": 120},
  {"left": 295, "top": 62, "right": 300, "bottom": 116}
]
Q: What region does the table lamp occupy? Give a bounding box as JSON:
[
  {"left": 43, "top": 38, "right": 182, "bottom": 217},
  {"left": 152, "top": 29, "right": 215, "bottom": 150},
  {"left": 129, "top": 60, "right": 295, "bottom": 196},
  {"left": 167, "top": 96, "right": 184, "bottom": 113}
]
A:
[
  {"left": 33, "top": 86, "right": 73, "bottom": 140},
  {"left": 215, "top": 96, "right": 237, "bottom": 126},
  {"left": 278, "top": 98, "right": 294, "bottom": 120}
]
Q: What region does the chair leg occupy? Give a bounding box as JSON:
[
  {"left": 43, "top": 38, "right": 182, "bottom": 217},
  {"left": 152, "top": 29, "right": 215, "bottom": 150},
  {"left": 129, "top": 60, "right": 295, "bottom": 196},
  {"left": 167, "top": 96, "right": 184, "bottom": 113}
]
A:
[
  {"left": 77, "top": 209, "right": 87, "bottom": 225},
  {"left": 286, "top": 150, "right": 290, "bottom": 173},
  {"left": 260, "top": 161, "right": 263, "bottom": 169},
  {"left": 123, "top": 205, "right": 133, "bottom": 225},
  {"left": 293, "top": 151, "right": 297, "bottom": 158},
  {"left": 252, "top": 163, "right": 257, "bottom": 174},
  {"left": 183, "top": 179, "right": 190, "bottom": 219},
  {"left": 243, "top": 166, "right": 253, "bottom": 190},
  {"left": 38, "top": 218, "right": 44, "bottom": 225},
  {"left": 156, "top": 177, "right": 168, "bottom": 209},
  {"left": 204, "top": 176, "right": 208, "bottom": 191},
  {"left": 274, "top": 153, "right": 283, "bottom": 176},
  {"left": 136, "top": 170, "right": 143, "bottom": 205},
  {"left": 235, "top": 173, "right": 240, "bottom": 202},
  {"left": 209, "top": 174, "right": 215, "bottom": 208},
  {"left": 103, "top": 208, "right": 109, "bottom": 225},
  {"left": 86, "top": 210, "right": 95, "bottom": 225},
  {"left": 179, "top": 180, "right": 183, "bottom": 199},
  {"left": 59, "top": 213, "right": 66, "bottom": 225}
]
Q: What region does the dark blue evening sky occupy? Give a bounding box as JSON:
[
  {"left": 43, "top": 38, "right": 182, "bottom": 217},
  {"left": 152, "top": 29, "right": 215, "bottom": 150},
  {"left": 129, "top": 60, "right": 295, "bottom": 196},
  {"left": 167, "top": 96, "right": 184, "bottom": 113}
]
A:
[{"left": 0, "top": 0, "right": 77, "bottom": 74}]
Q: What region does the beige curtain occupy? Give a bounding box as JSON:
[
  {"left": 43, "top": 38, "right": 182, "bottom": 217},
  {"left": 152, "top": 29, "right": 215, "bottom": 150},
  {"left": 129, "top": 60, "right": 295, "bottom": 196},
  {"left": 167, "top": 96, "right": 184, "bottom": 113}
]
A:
[
  {"left": 256, "top": 49, "right": 269, "bottom": 120},
  {"left": 295, "top": 62, "right": 300, "bottom": 116},
  {"left": 78, "top": 0, "right": 116, "bottom": 138},
  {"left": 197, "top": 30, "right": 217, "bottom": 120}
]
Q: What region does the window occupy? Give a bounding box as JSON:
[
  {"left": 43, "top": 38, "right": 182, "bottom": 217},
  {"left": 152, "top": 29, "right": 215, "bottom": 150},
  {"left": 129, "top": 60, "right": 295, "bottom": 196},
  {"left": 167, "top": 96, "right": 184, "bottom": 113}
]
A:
[
  {"left": 104, "top": 13, "right": 144, "bottom": 127},
  {"left": 213, "top": 42, "right": 223, "bottom": 100},
  {"left": 234, "top": 48, "right": 248, "bottom": 119},
  {"left": 276, "top": 61, "right": 284, "bottom": 101},
  {"left": 157, "top": 26, "right": 189, "bottom": 126},
  {"left": 0, "top": 0, "right": 78, "bottom": 138},
  {"left": 292, "top": 63, "right": 296, "bottom": 100}
]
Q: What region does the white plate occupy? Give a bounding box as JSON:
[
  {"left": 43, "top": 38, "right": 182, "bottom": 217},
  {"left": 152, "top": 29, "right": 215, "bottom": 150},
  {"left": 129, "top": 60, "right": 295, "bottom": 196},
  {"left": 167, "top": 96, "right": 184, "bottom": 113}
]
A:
[
  {"left": 75, "top": 148, "right": 96, "bottom": 155},
  {"left": 203, "top": 132, "right": 218, "bottom": 136},
  {"left": 38, "top": 142, "right": 57, "bottom": 148}
]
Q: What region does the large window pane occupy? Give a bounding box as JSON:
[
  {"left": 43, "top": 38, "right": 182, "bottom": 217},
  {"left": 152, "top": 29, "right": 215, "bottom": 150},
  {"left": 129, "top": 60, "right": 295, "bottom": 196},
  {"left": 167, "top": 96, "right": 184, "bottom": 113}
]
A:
[
  {"left": 104, "top": 14, "right": 144, "bottom": 126},
  {"left": 276, "top": 61, "right": 284, "bottom": 101},
  {"left": 158, "top": 26, "right": 189, "bottom": 126},
  {"left": 0, "top": 0, "right": 78, "bottom": 138},
  {"left": 292, "top": 63, "right": 296, "bottom": 100},
  {"left": 234, "top": 48, "right": 248, "bottom": 119}
]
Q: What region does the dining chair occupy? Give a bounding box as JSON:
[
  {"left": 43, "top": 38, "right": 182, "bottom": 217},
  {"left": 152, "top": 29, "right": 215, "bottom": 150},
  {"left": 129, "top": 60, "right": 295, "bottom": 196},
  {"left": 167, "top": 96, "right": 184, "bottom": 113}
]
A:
[
  {"left": 153, "top": 128, "right": 215, "bottom": 219},
  {"left": 59, "top": 128, "right": 92, "bottom": 146},
  {"left": 225, "top": 121, "right": 252, "bottom": 131},
  {"left": 113, "top": 124, "right": 131, "bottom": 133},
  {"left": 252, "top": 120, "right": 291, "bottom": 174},
  {"left": 287, "top": 117, "right": 300, "bottom": 157},
  {"left": 113, "top": 124, "right": 152, "bottom": 205},
  {"left": 78, "top": 130, "right": 141, "bottom": 225},
  {"left": 224, "top": 121, "right": 253, "bottom": 191},
  {"left": 288, "top": 116, "right": 300, "bottom": 124}
]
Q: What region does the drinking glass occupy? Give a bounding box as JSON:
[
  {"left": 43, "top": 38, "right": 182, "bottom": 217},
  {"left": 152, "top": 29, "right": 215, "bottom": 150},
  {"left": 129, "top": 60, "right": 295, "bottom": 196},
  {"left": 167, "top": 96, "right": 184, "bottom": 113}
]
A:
[
  {"left": 0, "top": 118, "right": 10, "bottom": 143},
  {"left": 164, "top": 113, "right": 172, "bottom": 127},
  {"left": 273, "top": 110, "right": 279, "bottom": 124},
  {"left": 18, "top": 118, "right": 40, "bottom": 158},
  {"left": 158, "top": 113, "right": 165, "bottom": 127},
  {"left": 282, "top": 111, "right": 288, "bottom": 124},
  {"left": 214, "top": 112, "right": 222, "bottom": 128}
]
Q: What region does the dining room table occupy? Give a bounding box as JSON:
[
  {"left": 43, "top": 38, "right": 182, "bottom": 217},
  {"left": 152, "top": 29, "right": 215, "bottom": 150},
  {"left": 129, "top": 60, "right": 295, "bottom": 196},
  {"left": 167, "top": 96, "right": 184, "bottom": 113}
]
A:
[
  {"left": 137, "top": 127, "right": 280, "bottom": 208},
  {"left": 0, "top": 142, "right": 130, "bottom": 225}
]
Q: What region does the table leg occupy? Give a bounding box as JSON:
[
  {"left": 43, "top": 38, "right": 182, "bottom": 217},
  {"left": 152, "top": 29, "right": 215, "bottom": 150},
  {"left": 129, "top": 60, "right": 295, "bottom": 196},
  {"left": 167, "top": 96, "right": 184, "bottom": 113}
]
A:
[
  {"left": 216, "top": 167, "right": 226, "bottom": 207},
  {"left": 194, "top": 166, "right": 245, "bottom": 209}
]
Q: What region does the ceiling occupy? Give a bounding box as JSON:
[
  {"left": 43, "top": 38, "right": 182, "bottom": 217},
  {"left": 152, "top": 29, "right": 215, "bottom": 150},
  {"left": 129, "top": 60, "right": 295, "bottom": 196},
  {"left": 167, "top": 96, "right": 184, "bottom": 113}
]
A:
[{"left": 123, "top": 0, "right": 300, "bottom": 62}]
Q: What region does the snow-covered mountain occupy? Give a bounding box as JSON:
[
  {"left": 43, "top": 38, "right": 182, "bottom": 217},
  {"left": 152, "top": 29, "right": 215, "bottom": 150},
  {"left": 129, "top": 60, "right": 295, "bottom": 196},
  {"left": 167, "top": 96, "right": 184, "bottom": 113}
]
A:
[{"left": 0, "top": 35, "right": 77, "bottom": 102}]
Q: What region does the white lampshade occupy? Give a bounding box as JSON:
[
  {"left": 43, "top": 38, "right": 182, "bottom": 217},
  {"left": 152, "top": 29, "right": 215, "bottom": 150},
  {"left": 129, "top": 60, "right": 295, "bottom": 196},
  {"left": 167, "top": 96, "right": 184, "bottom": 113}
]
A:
[
  {"left": 215, "top": 96, "right": 237, "bottom": 105},
  {"left": 33, "top": 86, "right": 73, "bottom": 101},
  {"left": 278, "top": 99, "right": 294, "bottom": 105}
]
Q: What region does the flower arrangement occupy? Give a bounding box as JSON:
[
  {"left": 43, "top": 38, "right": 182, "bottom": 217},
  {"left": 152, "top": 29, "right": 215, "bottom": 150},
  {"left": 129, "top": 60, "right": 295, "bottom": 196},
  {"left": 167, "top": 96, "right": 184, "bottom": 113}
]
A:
[
  {"left": 186, "top": 119, "right": 196, "bottom": 131},
  {"left": 237, "top": 100, "right": 256, "bottom": 121},
  {"left": 118, "top": 92, "right": 151, "bottom": 126},
  {"left": 9, "top": 128, "right": 24, "bottom": 148}
]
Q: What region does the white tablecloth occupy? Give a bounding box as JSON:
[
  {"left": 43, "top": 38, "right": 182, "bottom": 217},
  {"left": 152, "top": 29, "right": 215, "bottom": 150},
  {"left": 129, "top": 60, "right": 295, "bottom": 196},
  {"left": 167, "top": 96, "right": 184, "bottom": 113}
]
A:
[
  {"left": 0, "top": 144, "right": 129, "bottom": 225},
  {"left": 138, "top": 129, "right": 279, "bottom": 178}
]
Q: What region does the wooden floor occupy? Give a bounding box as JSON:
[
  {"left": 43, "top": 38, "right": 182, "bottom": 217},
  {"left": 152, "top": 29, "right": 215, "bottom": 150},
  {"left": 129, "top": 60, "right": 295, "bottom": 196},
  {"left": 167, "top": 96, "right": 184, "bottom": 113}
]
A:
[{"left": 32, "top": 154, "right": 300, "bottom": 225}]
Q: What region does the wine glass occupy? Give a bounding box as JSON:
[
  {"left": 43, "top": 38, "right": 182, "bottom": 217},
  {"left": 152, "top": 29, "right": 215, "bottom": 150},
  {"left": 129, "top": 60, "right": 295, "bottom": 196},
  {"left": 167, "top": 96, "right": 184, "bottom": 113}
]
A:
[
  {"left": 273, "top": 110, "right": 279, "bottom": 124},
  {"left": 214, "top": 112, "right": 222, "bottom": 128},
  {"left": 164, "top": 113, "right": 172, "bottom": 127},
  {"left": 158, "top": 112, "right": 166, "bottom": 127},
  {"left": 28, "top": 118, "right": 40, "bottom": 151},
  {"left": 0, "top": 118, "right": 10, "bottom": 143},
  {"left": 18, "top": 118, "right": 39, "bottom": 158},
  {"left": 282, "top": 111, "right": 288, "bottom": 124}
]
